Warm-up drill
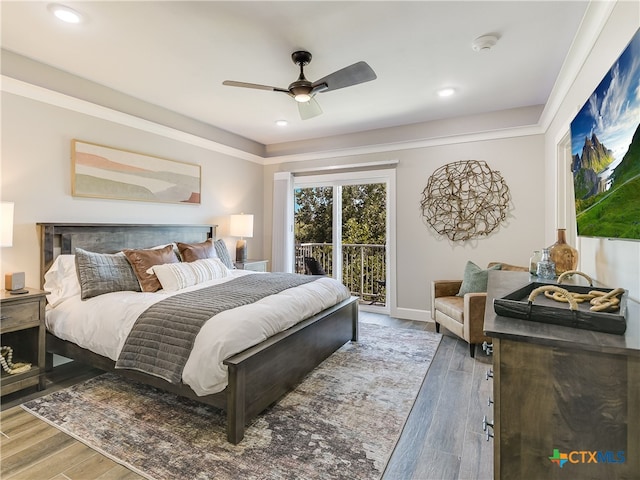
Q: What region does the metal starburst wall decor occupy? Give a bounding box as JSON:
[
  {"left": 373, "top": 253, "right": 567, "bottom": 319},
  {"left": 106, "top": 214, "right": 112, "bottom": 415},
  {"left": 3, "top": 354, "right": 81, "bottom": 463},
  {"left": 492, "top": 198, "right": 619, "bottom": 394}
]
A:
[{"left": 420, "top": 160, "right": 510, "bottom": 242}]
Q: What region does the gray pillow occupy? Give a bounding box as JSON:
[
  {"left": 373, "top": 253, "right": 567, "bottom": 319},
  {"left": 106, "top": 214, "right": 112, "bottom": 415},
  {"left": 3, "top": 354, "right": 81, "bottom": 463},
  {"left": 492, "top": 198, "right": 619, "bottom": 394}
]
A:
[
  {"left": 75, "top": 248, "right": 142, "bottom": 300},
  {"left": 214, "top": 239, "right": 235, "bottom": 269},
  {"left": 456, "top": 261, "right": 501, "bottom": 296}
]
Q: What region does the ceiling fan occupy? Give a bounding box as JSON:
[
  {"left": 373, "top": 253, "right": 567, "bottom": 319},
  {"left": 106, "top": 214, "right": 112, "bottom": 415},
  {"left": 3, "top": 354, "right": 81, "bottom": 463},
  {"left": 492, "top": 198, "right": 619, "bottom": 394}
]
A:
[{"left": 222, "top": 51, "right": 377, "bottom": 120}]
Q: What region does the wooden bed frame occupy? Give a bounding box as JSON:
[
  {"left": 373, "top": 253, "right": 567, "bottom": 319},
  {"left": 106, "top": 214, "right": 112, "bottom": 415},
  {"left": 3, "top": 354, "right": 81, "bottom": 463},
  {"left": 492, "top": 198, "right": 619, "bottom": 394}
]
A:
[{"left": 38, "top": 223, "right": 359, "bottom": 444}]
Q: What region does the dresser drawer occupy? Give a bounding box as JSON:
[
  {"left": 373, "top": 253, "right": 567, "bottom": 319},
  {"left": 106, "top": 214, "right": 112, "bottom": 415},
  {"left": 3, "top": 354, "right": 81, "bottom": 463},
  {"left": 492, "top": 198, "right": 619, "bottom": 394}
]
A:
[{"left": 1, "top": 300, "right": 41, "bottom": 332}]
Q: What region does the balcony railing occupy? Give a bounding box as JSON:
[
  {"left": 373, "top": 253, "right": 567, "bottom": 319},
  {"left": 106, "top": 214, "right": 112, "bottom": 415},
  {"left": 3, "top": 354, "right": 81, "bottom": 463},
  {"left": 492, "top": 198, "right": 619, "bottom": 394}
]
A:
[{"left": 295, "top": 243, "right": 386, "bottom": 306}]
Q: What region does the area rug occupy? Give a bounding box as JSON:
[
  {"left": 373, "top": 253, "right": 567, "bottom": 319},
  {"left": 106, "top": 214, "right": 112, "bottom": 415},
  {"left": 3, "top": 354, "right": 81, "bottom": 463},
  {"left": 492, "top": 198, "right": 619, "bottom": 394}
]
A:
[{"left": 22, "top": 323, "right": 441, "bottom": 480}]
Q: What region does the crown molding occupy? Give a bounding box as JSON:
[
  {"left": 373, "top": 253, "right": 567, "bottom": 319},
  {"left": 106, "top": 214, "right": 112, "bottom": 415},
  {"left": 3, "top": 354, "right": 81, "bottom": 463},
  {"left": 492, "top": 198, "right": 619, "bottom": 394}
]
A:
[{"left": 1, "top": 75, "right": 265, "bottom": 165}]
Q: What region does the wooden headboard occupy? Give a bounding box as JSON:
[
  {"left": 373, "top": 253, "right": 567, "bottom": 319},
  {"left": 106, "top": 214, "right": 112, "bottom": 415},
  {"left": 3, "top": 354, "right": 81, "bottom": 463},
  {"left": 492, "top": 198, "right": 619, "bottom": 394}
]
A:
[{"left": 37, "top": 223, "right": 216, "bottom": 288}]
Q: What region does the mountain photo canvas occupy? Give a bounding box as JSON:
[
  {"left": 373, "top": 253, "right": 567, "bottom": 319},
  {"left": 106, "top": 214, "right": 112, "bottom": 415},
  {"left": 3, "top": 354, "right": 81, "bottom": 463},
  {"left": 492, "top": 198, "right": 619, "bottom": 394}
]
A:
[{"left": 571, "top": 28, "right": 640, "bottom": 240}]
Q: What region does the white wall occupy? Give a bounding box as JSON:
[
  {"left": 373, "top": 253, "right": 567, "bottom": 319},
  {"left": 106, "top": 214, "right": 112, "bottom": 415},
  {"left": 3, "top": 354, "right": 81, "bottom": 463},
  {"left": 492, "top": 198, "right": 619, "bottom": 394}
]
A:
[
  {"left": 0, "top": 92, "right": 265, "bottom": 289},
  {"left": 544, "top": 1, "right": 640, "bottom": 301},
  {"left": 265, "top": 132, "right": 546, "bottom": 319}
]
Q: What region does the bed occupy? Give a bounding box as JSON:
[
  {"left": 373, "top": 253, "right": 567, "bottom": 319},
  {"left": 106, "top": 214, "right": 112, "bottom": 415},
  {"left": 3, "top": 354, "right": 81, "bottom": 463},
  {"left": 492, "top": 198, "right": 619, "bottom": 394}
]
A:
[{"left": 38, "top": 223, "right": 359, "bottom": 444}]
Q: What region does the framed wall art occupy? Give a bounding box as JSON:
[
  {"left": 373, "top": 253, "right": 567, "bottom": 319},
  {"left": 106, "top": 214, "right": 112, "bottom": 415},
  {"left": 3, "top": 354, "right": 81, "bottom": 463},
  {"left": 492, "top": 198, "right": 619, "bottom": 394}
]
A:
[
  {"left": 71, "top": 140, "right": 201, "bottom": 204},
  {"left": 570, "top": 28, "right": 639, "bottom": 240}
]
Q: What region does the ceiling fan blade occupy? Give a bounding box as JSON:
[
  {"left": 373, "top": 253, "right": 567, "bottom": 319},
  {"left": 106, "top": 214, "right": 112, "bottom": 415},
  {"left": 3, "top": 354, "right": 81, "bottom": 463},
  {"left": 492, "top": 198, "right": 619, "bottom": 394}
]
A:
[
  {"left": 222, "top": 80, "right": 289, "bottom": 93},
  {"left": 298, "top": 97, "right": 323, "bottom": 120},
  {"left": 311, "top": 61, "right": 377, "bottom": 92}
]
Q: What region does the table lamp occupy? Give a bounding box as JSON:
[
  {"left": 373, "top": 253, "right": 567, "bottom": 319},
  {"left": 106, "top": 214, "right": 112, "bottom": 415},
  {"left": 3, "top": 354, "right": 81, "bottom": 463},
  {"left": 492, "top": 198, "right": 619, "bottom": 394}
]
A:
[
  {"left": 1, "top": 202, "right": 26, "bottom": 294},
  {"left": 230, "top": 213, "right": 254, "bottom": 262}
]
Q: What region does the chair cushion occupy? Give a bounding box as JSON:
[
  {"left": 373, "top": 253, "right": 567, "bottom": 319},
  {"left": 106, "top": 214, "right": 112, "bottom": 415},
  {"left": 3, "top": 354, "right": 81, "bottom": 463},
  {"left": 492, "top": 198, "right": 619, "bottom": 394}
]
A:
[
  {"left": 434, "top": 296, "right": 465, "bottom": 323},
  {"left": 457, "top": 261, "right": 501, "bottom": 296}
]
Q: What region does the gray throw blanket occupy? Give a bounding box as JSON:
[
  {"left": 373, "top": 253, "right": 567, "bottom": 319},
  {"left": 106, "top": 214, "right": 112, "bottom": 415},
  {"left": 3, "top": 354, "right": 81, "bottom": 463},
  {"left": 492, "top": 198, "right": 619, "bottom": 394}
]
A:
[{"left": 115, "top": 273, "right": 319, "bottom": 384}]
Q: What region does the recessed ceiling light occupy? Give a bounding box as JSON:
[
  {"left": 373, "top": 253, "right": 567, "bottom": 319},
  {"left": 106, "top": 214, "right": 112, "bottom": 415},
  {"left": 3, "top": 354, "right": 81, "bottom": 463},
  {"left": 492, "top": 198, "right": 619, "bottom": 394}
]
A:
[
  {"left": 437, "top": 88, "right": 456, "bottom": 98},
  {"left": 275, "top": 120, "right": 288, "bottom": 127},
  {"left": 48, "top": 3, "right": 84, "bottom": 24}
]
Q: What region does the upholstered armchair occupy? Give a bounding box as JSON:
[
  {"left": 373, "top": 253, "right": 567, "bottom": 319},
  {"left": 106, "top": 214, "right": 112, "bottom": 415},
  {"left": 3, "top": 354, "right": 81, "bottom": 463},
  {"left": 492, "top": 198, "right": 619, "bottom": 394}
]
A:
[{"left": 431, "top": 262, "right": 527, "bottom": 357}]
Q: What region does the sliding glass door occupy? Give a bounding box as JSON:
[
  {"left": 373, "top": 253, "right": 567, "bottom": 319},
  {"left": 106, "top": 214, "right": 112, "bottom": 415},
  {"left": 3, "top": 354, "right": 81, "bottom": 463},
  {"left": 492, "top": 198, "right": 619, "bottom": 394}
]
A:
[{"left": 294, "top": 171, "right": 390, "bottom": 311}]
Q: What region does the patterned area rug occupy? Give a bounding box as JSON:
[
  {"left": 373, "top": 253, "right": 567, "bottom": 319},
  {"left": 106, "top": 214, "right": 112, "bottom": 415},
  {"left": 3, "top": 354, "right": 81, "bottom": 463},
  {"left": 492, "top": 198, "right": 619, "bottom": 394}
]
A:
[{"left": 23, "top": 323, "right": 441, "bottom": 480}]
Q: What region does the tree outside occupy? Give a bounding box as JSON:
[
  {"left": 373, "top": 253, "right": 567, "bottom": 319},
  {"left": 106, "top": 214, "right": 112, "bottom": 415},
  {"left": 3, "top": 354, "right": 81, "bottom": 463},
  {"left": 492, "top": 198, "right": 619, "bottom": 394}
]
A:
[{"left": 295, "top": 183, "right": 387, "bottom": 304}]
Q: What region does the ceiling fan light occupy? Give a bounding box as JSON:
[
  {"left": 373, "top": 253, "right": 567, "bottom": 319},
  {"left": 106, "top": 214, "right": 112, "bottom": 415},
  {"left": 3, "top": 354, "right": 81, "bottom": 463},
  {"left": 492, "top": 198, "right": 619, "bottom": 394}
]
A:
[{"left": 294, "top": 93, "right": 311, "bottom": 103}]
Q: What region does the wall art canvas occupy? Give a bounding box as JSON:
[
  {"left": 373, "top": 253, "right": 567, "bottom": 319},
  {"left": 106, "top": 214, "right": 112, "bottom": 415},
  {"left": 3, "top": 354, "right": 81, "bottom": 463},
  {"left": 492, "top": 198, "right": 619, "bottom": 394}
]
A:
[
  {"left": 72, "top": 140, "right": 201, "bottom": 204},
  {"left": 571, "top": 28, "right": 640, "bottom": 240}
]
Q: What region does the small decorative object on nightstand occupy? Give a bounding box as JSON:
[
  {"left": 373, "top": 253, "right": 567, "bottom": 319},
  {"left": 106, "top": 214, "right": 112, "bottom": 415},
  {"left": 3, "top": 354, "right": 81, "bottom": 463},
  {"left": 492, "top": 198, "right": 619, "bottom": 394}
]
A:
[
  {"left": 0, "top": 288, "right": 47, "bottom": 395},
  {"left": 234, "top": 259, "right": 268, "bottom": 272}
]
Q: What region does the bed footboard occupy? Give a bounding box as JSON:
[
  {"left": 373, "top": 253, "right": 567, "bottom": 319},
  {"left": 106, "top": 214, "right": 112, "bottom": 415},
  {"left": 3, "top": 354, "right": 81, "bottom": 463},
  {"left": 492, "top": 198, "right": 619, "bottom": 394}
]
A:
[{"left": 224, "top": 296, "right": 358, "bottom": 444}]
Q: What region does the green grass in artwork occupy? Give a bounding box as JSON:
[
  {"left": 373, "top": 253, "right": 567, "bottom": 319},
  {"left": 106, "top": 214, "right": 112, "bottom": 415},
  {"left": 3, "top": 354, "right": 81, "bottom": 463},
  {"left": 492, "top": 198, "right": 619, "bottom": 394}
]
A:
[{"left": 577, "top": 177, "right": 640, "bottom": 239}]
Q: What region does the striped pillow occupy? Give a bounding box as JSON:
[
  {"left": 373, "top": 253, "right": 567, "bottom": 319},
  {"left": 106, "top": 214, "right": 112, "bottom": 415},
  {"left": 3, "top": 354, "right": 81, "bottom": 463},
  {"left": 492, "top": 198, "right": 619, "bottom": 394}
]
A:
[
  {"left": 214, "top": 239, "right": 235, "bottom": 269},
  {"left": 149, "top": 258, "right": 229, "bottom": 292}
]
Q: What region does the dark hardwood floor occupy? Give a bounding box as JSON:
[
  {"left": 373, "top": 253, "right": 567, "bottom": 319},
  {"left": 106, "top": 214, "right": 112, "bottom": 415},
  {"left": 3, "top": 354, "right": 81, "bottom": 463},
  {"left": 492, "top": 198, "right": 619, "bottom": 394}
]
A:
[
  {"left": 1, "top": 312, "right": 494, "bottom": 480},
  {"left": 362, "top": 312, "right": 494, "bottom": 480}
]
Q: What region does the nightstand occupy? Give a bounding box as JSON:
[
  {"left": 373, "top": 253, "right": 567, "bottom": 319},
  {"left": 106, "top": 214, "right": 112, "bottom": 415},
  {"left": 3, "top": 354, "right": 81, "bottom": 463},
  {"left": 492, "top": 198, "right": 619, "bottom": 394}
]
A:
[
  {"left": 1, "top": 288, "right": 47, "bottom": 395},
  {"left": 234, "top": 259, "right": 269, "bottom": 272}
]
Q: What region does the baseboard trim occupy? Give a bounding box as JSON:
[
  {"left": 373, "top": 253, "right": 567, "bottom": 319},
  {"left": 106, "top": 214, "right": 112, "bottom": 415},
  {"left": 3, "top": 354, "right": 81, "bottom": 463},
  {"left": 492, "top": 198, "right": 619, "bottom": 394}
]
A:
[{"left": 393, "top": 307, "right": 432, "bottom": 322}]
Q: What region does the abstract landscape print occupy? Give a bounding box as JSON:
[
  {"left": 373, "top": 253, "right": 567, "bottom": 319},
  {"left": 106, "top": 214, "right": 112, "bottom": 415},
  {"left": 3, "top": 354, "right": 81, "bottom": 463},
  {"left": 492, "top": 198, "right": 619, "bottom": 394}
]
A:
[{"left": 72, "top": 140, "right": 201, "bottom": 204}]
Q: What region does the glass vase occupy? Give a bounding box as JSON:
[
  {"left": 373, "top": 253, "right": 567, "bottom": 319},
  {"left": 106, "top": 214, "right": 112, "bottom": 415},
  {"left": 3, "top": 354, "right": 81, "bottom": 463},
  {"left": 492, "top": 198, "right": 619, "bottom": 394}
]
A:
[
  {"left": 536, "top": 248, "right": 556, "bottom": 279},
  {"left": 548, "top": 228, "right": 578, "bottom": 275},
  {"left": 529, "top": 250, "right": 542, "bottom": 275}
]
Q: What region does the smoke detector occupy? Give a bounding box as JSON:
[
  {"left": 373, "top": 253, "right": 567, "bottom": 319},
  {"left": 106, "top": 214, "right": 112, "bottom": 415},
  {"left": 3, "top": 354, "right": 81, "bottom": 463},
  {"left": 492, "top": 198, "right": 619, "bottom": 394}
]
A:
[{"left": 472, "top": 35, "right": 498, "bottom": 52}]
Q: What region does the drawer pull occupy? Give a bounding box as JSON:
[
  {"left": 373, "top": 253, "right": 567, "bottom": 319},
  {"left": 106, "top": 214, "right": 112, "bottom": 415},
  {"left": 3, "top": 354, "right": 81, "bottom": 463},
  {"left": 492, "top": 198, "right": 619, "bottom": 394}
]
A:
[
  {"left": 488, "top": 397, "right": 494, "bottom": 406},
  {"left": 482, "top": 341, "right": 493, "bottom": 355},
  {"left": 486, "top": 430, "right": 494, "bottom": 441},
  {"left": 0, "top": 315, "right": 9, "bottom": 321},
  {"left": 482, "top": 415, "right": 494, "bottom": 432},
  {"left": 485, "top": 369, "right": 493, "bottom": 380}
]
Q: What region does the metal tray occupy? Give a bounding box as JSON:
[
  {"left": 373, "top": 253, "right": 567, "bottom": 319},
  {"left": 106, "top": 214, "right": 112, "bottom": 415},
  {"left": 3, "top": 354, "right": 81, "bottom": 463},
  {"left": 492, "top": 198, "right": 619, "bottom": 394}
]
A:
[{"left": 493, "top": 282, "right": 627, "bottom": 335}]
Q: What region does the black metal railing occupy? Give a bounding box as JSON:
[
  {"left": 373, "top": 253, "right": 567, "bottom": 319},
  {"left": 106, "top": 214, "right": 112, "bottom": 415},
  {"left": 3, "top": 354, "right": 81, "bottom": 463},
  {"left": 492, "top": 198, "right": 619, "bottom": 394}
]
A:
[{"left": 295, "top": 243, "right": 386, "bottom": 306}]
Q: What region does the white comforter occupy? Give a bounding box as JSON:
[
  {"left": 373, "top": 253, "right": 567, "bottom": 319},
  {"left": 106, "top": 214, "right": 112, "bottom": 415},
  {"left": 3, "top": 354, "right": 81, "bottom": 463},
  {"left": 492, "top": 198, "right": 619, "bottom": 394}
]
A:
[{"left": 46, "top": 270, "right": 351, "bottom": 396}]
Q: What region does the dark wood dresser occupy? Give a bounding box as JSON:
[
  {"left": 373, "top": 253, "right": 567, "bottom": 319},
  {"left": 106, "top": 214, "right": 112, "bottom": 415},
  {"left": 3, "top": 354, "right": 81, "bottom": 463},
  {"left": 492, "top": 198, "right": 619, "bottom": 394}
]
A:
[{"left": 484, "top": 270, "right": 639, "bottom": 480}]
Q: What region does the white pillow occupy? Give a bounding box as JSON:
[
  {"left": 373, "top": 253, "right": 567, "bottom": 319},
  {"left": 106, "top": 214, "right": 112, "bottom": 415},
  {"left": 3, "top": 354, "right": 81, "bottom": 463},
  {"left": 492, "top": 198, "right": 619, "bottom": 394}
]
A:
[
  {"left": 43, "top": 255, "right": 81, "bottom": 307},
  {"left": 149, "top": 258, "right": 229, "bottom": 292}
]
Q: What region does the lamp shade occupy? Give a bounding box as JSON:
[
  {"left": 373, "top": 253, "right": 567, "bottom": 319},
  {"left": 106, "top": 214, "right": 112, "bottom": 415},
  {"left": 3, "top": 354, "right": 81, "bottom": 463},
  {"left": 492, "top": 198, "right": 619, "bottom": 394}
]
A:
[
  {"left": 230, "top": 214, "right": 254, "bottom": 238},
  {"left": 1, "top": 202, "right": 14, "bottom": 247}
]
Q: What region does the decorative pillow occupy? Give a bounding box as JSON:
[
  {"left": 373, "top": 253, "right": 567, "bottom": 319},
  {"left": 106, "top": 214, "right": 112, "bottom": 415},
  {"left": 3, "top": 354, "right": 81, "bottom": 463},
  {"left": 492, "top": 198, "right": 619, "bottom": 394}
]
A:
[
  {"left": 149, "top": 258, "right": 229, "bottom": 292},
  {"left": 44, "top": 254, "right": 81, "bottom": 306},
  {"left": 457, "top": 261, "right": 502, "bottom": 296},
  {"left": 214, "top": 239, "right": 235, "bottom": 269},
  {"left": 123, "top": 244, "right": 179, "bottom": 292},
  {"left": 75, "top": 248, "right": 142, "bottom": 300},
  {"left": 177, "top": 239, "right": 217, "bottom": 263}
]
